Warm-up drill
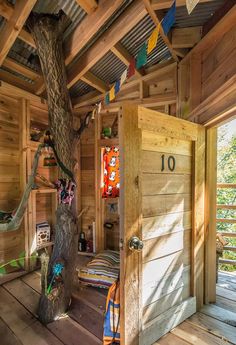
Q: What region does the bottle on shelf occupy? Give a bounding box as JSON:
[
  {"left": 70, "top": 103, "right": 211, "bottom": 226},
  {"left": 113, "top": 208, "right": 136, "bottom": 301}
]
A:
[{"left": 78, "top": 231, "right": 87, "bottom": 252}]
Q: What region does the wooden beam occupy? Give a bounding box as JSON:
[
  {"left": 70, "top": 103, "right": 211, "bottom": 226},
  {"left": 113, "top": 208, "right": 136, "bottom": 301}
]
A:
[
  {"left": 64, "top": 0, "right": 124, "bottom": 66},
  {"left": 0, "top": 1, "right": 36, "bottom": 49},
  {"left": 3, "top": 57, "right": 41, "bottom": 81},
  {"left": 172, "top": 26, "right": 202, "bottom": 48},
  {"left": 75, "top": 0, "right": 98, "bottom": 14},
  {"left": 18, "top": 29, "right": 36, "bottom": 49},
  {"left": 0, "top": 0, "right": 13, "bottom": 20},
  {"left": 81, "top": 71, "right": 108, "bottom": 93},
  {"left": 151, "top": 0, "right": 215, "bottom": 10},
  {"left": 0, "top": 0, "right": 37, "bottom": 66},
  {"left": 67, "top": 0, "right": 147, "bottom": 89},
  {"left": 142, "top": 0, "right": 179, "bottom": 62},
  {"left": 0, "top": 80, "right": 45, "bottom": 103},
  {"left": 0, "top": 69, "right": 35, "bottom": 93},
  {"left": 111, "top": 43, "right": 144, "bottom": 77}
]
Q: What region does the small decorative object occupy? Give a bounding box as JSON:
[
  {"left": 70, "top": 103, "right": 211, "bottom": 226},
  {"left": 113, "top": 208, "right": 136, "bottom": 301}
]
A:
[
  {"left": 55, "top": 179, "right": 76, "bottom": 206},
  {"left": 102, "top": 146, "right": 120, "bottom": 198},
  {"left": 43, "top": 154, "right": 57, "bottom": 166},
  {"left": 47, "top": 262, "right": 64, "bottom": 295},
  {"left": 102, "top": 127, "right": 112, "bottom": 138},
  {"left": 36, "top": 221, "right": 50, "bottom": 248},
  {"left": 78, "top": 231, "right": 87, "bottom": 252}
]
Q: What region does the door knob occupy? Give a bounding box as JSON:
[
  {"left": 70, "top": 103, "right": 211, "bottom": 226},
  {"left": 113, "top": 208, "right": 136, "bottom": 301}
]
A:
[{"left": 129, "top": 236, "right": 144, "bottom": 252}]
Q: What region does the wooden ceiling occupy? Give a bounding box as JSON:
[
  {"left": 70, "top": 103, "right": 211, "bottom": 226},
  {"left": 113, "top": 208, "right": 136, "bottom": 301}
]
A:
[{"left": 0, "top": 0, "right": 234, "bottom": 101}]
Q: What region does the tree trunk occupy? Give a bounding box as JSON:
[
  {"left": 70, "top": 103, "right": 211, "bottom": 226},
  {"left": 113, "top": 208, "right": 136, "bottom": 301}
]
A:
[{"left": 28, "top": 13, "right": 78, "bottom": 324}]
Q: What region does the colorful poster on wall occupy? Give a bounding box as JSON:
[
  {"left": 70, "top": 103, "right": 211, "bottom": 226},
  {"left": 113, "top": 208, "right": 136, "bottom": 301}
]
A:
[{"left": 102, "top": 147, "right": 120, "bottom": 198}]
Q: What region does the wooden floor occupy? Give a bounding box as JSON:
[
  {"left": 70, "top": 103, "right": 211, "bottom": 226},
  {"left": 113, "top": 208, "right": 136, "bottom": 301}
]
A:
[{"left": 0, "top": 270, "right": 235, "bottom": 345}]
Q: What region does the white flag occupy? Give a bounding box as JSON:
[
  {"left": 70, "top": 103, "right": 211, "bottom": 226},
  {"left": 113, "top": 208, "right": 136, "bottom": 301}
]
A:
[
  {"left": 186, "top": 0, "right": 199, "bottom": 14},
  {"left": 120, "top": 69, "right": 127, "bottom": 86}
]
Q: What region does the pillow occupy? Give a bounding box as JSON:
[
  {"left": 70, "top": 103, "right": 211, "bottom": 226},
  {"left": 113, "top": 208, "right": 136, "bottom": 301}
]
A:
[{"left": 77, "top": 250, "right": 120, "bottom": 289}]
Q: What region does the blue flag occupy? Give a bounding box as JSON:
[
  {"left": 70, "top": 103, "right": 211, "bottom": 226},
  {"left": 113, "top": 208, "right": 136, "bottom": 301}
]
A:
[
  {"left": 162, "top": 0, "right": 176, "bottom": 35},
  {"left": 115, "top": 80, "right": 120, "bottom": 94}
]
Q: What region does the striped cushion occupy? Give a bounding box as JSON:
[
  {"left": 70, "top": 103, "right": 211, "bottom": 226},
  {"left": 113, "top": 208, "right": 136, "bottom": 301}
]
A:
[{"left": 77, "top": 250, "right": 120, "bottom": 289}]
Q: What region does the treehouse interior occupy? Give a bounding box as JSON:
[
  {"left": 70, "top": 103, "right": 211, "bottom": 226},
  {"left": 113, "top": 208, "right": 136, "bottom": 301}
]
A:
[{"left": 0, "top": 0, "right": 236, "bottom": 344}]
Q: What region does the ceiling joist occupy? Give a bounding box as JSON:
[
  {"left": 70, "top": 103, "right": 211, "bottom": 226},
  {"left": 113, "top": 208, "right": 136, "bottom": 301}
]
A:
[
  {"left": 172, "top": 26, "right": 202, "bottom": 48},
  {"left": 81, "top": 71, "right": 109, "bottom": 93},
  {"left": 111, "top": 43, "right": 144, "bottom": 77},
  {"left": 0, "top": 0, "right": 37, "bottom": 66},
  {"left": 67, "top": 0, "right": 147, "bottom": 89},
  {"left": 143, "top": 0, "right": 179, "bottom": 62},
  {"left": 75, "top": 0, "right": 98, "bottom": 14}
]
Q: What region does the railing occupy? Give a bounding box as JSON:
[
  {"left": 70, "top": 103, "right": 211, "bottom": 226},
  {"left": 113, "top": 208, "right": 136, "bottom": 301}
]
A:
[{"left": 216, "top": 184, "right": 236, "bottom": 267}]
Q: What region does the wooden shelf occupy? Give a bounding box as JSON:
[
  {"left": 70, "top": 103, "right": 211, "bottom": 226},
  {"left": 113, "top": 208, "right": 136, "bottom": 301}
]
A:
[
  {"left": 31, "top": 188, "right": 57, "bottom": 194},
  {"left": 98, "top": 138, "right": 119, "bottom": 146},
  {"left": 78, "top": 252, "right": 96, "bottom": 257}
]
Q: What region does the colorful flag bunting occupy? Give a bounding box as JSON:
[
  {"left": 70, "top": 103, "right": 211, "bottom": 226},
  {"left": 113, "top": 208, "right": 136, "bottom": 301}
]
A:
[
  {"left": 105, "top": 93, "right": 110, "bottom": 105},
  {"left": 120, "top": 69, "right": 127, "bottom": 85},
  {"left": 115, "top": 80, "right": 120, "bottom": 94},
  {"left": 127, "top": 57, "right": 136, "bottom": 79},
  {"left": 109, "top": 85, "right": 115, "bottom": 101},
  {"left": 162, "top": 0, "right": 176, "bottom": 35},
  {"left": 147, "top": 24, "right": 160, "bottom": 54},
  {"left": 97, "top": 102, "right": 102, "bottom": 114},
  {"left": 136, "top": 42, "right": 147, "bottom": 69},
  {"left": 186, "top": 0, "right": 200, "bottom": 14}
]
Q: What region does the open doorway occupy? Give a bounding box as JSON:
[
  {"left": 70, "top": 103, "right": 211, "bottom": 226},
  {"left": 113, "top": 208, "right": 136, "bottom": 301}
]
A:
[{"left": 215, "top": 119, "right": 236, "bottom": 302}]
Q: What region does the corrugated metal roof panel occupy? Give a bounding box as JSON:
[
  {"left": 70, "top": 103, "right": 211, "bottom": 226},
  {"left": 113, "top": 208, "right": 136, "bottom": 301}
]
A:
[
  {"left": 161, "top": 0, "right": 225, "bottom": 28},
  {"left": 121, "top": 14, "right": 171, "bottom": 67},
  {"left": 70, "top": 79, "right": 95, "bottom": 98},
  {"left": 90, "top": 51, "right": 127, "bottom": 85},
  {"left": 8, "top": 38, "right": 39, "bottom": 70}
]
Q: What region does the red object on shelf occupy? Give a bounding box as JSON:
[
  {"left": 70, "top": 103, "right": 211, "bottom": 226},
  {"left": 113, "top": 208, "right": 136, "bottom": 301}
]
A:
[{"left": 102, "top": 146, "right": 120, "bottom": 198}]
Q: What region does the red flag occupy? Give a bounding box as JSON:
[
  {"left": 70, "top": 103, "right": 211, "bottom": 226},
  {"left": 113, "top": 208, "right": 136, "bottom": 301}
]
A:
[{"left": 127, "top": 57, "right": 136, "bottom": 79}]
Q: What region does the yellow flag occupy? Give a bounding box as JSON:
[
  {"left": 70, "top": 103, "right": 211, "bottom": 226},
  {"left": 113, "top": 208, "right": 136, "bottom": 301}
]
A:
[
  {"left": 109, "top": 85, "right": 115, "bottom": 101},
  {"left": 147, "top": 24, "right": 160, "bottom": 54}
]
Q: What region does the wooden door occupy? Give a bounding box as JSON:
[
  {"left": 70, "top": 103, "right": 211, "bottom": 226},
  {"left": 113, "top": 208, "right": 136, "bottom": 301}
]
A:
[{"left": 119, "top": 104, "right": 205, "bottom": 345}]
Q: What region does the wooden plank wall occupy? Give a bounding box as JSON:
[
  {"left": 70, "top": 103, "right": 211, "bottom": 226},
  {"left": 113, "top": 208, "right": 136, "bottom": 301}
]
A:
[
  {"left": 80, "top": 118, "right": 96, "bottom": 237},
  {"left": 0, "top": 94, "right": 24, "bottom": 273},
  {"left": 179, "top": 22, "right": 236, "bottom": 124}
]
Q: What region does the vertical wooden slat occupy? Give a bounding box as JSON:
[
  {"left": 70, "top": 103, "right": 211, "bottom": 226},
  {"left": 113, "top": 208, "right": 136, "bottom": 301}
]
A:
[
  {"left": 119, "top": 103, "right": 142, "bottom": 345},
  {"left": 205, "top": 127, "right": 217, "bottom": 303},
  {"left": 19, "top": 98, "right": 29, "bottom": 270},
  {"left": 95, "top": 112, "right": 104, "bottom": 252},
  {"left": 191, "top": 126, "right": 205, "bottom": 309}
]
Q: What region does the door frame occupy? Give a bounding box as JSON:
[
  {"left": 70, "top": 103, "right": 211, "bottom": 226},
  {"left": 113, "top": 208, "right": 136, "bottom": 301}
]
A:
[{"left": 119, "top": 103, "right": 206, "bottom": 344}]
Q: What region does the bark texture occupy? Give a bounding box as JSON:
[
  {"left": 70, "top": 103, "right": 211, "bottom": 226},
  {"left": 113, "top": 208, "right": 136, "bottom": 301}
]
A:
[{"left": 28, "top": 13, "right": 77, "bottom": 324}]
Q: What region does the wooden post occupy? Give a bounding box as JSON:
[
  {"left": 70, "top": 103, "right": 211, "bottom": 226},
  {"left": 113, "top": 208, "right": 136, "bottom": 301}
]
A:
[
  {"left": 205, "top": 127, "right": 217, "bottom": 303},
  {"left": 19, "top": 98, "right": 29, "bottom": 270},
  {"left": 119, "top": 103, "right": 142, "bottom": 345},
  {"left": 191, "top": 126, "right": 205, "bottom": 310}
]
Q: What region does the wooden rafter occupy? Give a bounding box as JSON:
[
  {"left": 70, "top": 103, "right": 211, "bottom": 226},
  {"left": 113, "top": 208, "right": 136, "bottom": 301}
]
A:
[
  {"left": 0, "top": 0, "right": 37, "bottom": 66},
  {"left": 3, "top": 57, "right": 41, "bottom": 81},
  {"left": 142, "top": 0, "right": 179, "bottom": 62},
  {"left": 67, "top": 0, "right": 147, "bottom": 89},
  {"left": 34, "top": 0, "right": 124, "bottom": 94},
  {"left": 81, "top": 71, "right": 109, "bottom": 93},
  {"left": 151, "top": 0, "right": 215, "bottom": 10},
  {"left": 64, "top": 0, "right": 124, "bottom": 66},
  {"left": 111, "top": 43, "right": 144, "bottom": 77},
  {"left": 0, "top": 0, "right": 36, "bottom": 48},
  {"left": 75, "top": 0, "right": 98, "bottom": 14},
  {"left": 0, "top": 68, "right": 35, "bottom": 93}
]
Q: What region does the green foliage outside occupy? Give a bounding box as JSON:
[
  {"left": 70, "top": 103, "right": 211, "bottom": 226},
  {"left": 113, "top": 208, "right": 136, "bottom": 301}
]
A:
[{"left": 217, "top": 120, "right": 236, "bottom": 272}]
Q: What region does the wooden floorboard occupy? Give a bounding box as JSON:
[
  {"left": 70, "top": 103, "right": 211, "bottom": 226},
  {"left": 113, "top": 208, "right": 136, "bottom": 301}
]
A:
[
  {"left": 187, "top": 312, "right": 236, "bottom": 344},
  {"left": 0, "top": 269, "right": 235, "bottom": 345},
  {"left": 0, "top": 317, "right": 23, "bottom": 345}
]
